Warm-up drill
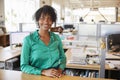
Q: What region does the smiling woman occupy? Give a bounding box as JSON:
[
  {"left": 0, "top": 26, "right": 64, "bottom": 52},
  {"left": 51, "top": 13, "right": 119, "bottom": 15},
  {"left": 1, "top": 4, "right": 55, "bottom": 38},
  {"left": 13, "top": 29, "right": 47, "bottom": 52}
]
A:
[{"left": 20, "top": 5, "right": 66, "bottom": 78}]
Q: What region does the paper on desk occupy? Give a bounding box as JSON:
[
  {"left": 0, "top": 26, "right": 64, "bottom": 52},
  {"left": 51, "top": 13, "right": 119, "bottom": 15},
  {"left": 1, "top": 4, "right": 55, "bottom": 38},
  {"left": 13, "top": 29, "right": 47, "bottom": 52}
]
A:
[
  {"left": 106, "top": 60, "right": 120, "bottom": 69},
  {"left": 71, "top": 48, "right": 98, "bottom": 55},
  {"left": 70, "top": 48, "right": 87, "bottom": 61},
  {"left": 106, "top": 60, "right": 120, "bottom": 65},
  {"left": 85, "top": 48, "right": 98, "bottom": 55}
]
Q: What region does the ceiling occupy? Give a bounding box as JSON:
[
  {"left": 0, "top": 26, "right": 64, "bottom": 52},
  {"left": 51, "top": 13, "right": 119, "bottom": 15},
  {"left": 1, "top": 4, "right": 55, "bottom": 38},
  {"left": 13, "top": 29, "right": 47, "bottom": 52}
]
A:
[{"left": 64, "top": 0, "right": 120, "bottom": 9}]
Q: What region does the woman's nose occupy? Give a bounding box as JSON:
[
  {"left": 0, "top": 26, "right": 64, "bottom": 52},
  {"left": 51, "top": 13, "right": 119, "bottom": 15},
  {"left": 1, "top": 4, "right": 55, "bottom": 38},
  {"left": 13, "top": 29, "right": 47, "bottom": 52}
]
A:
[{"left": 44, "top": 18, "right": 49, "bottom": 22}]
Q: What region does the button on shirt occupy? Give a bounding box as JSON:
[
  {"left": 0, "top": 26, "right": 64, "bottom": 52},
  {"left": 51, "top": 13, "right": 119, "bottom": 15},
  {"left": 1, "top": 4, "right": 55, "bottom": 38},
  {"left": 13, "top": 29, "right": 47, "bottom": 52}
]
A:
[{"left": 20, "top": 30, "right": 66, "bottom": 75}]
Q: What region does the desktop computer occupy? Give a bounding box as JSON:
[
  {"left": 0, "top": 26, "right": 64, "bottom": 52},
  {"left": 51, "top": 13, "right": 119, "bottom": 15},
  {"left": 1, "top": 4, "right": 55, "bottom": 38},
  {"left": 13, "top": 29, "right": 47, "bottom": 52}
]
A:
[{"left": 10, "top": 32, "right": 30, "bottom": 49}]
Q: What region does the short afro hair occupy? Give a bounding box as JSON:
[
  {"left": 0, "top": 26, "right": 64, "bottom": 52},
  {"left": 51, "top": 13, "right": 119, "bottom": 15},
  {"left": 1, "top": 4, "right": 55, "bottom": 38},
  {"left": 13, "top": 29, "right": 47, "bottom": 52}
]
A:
[{"left": 34, "top": 5, "right": 57, "bottom": 23}]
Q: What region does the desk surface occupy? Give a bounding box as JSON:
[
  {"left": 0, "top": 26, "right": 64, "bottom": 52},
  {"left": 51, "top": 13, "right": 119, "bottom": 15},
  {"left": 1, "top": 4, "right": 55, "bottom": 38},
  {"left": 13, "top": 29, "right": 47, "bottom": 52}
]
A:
[
  {"left": 65, "top": 49, "right": 120, "bottom": 70},
  {"left": 0, "top": 47, "right": 21, "bottom": 62},
  {"left": 106, "top": 52, "right": 120, "bottom": 60},
  {"left": 0, "top": 69, "right": 112, "bottom": 80}
]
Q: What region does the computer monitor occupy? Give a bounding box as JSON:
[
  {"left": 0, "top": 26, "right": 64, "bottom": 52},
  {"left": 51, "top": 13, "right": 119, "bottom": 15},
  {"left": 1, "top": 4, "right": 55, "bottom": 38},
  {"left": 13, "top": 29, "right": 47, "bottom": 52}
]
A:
[
  {"left": 64, "top": 24, "right": 74, "bottom": 29},
  {"left": 19, "top": 23, "right": 38, "bottom": 32},
  {"left": 10, "top": 32, "right": 30, "bottom": 47}
]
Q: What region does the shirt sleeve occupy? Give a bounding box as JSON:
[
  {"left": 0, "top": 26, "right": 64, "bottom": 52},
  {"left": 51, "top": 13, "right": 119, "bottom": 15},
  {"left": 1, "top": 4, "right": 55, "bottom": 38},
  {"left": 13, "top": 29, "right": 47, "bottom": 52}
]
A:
[
  {"left": 57, "top": 35, "right": 66, "bottom": 70},
  {"left": 20, "top": 36, "right": 41, "bottom": 75}
]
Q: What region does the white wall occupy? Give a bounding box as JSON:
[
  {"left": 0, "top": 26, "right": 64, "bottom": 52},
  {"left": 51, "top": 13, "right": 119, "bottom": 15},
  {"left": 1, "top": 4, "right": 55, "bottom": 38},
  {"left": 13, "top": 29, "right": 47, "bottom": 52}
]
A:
[
  {"left": 40, "top": 0, "right": 51, "bottom": 7},
  {"left": 0, "top": 0, "right": 5, "bottom": 26}
]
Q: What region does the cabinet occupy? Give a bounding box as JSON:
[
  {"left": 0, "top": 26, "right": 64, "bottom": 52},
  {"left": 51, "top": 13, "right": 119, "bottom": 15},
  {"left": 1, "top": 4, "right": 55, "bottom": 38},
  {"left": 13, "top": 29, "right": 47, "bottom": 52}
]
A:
[{"left": 0, "top": 34, "right": 10, "bottom": 47}]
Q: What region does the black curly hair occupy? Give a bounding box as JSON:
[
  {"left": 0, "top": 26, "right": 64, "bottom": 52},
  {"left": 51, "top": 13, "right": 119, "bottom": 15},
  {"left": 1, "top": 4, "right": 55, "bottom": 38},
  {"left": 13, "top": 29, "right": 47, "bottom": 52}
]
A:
[{"left": 34, "top": 5, "right": 57, "bottom": 23}]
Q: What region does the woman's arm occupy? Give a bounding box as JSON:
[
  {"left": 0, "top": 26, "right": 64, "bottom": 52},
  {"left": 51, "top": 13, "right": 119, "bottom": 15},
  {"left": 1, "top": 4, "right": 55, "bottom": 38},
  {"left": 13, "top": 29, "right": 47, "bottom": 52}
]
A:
[
  {"left": 20, "top": 37, "right": 41, "bottom": 75},
  {"left": 57, "top": 35, "right": 66, "bottom": 70}
]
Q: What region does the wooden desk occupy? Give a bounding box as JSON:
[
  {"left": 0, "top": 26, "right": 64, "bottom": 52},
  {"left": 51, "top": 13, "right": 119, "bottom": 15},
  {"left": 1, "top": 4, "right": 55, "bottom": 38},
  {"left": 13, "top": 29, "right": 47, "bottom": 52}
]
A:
[
  {"left": 65, "top": 49, "right": 111, "bottom": 70},
  {"left": 0, "top": 69, "right": 112, "bottom": 80},
  {"left": 106, "top": 52, "right": 120, "bottom": 60},
  {"left": 0, "top": 47, "right": 21, "bottom": 62}
]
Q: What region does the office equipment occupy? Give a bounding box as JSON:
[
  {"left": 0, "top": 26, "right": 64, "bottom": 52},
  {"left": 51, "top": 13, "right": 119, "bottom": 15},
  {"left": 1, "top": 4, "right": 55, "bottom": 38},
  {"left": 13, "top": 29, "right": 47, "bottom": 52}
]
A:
[
  {"left": 64, "top": 24, "right": 74, "bottom": 29},
  {"left": 107, "top": 34, "right": 120, "bottom": 52},
  {"left": 10, "top": 32, "right": 30, "bottom": 48}
]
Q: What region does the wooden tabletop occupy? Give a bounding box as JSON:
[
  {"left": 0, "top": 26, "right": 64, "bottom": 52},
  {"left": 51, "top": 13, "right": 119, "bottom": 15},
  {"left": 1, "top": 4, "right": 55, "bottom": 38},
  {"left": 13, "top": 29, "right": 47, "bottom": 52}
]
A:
[
  {"left": 0, "top": 47, "right": 21, "bottom": 62},
  {"left": 0, "top": 69, "right": 113, "bottom": 80}
]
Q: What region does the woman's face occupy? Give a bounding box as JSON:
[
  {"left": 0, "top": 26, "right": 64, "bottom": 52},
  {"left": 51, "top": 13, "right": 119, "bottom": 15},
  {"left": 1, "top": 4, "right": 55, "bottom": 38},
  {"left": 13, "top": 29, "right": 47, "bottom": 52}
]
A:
[{"left": 38, "top": 14, "right": 53, "bottom": 31}]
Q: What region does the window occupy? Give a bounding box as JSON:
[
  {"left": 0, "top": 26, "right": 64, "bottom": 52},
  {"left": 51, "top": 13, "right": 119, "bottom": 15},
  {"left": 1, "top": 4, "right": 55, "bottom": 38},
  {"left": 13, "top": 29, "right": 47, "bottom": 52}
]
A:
[{"left": 5, "top": 0, "right": 39, "bottom": 32}]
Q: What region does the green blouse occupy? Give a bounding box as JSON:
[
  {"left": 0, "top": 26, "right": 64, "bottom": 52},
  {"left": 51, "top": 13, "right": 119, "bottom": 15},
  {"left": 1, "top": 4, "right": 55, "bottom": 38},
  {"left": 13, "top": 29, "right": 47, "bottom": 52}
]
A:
[{"left": 20, "top": 30, "right": 66, "bottom": 75}]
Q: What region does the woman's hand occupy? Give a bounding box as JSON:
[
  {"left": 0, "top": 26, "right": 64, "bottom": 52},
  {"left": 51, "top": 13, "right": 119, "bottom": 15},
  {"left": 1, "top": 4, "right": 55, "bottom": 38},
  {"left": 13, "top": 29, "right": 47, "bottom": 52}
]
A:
[{"left": 41, "top": 68, "right": 63, "bottom": 78}]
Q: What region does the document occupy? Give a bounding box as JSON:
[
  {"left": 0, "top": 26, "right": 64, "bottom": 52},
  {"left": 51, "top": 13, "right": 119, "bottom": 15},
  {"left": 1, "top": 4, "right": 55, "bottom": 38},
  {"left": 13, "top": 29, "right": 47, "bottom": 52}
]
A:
[
  {"left": 68, "top": 48, "right": 87, "bottom": 65},
  {"left": 106, "top": 60, "right": 120, "bottom": 69}
]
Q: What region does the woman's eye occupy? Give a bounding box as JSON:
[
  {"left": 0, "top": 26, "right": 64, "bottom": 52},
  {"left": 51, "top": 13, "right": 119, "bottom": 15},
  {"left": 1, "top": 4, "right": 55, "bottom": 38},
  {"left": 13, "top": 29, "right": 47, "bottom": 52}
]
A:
[{"left": 39, "top": 16, "right": 52, "bottom": 21}]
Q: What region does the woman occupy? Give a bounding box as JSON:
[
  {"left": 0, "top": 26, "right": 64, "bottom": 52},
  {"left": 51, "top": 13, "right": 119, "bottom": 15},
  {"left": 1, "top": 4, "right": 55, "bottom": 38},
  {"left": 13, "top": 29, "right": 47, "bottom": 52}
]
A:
[{"left": 20, "top": 5, "right": 66, "bottom": 78}]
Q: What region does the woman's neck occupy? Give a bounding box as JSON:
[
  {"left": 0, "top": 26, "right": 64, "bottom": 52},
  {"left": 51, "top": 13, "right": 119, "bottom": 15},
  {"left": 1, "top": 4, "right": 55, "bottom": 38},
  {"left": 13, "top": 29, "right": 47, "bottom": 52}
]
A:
[
  {"left": 39, "top": 29, "right": 49, "bottom": 37},
  {"left": 38, "top": 29, "right": 50, "bottom": 46}
]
